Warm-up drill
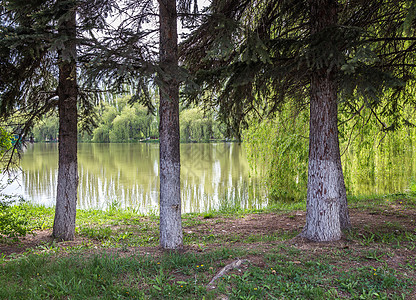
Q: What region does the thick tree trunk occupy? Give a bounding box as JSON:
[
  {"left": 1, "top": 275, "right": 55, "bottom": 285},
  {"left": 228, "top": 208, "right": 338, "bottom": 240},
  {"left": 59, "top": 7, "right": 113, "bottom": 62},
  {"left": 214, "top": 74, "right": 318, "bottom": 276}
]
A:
[
  {"left": 52, "top": 3, "right": 78, "bottom": 241},
  {"left": 158, "top": 0, "right": 183, "bottom": 249},
  {"left": 339, "top": 164, "right": 351, "bottom": 230},
  {"left": 301, "top": 0, "right": 347, "bottom": 241}
]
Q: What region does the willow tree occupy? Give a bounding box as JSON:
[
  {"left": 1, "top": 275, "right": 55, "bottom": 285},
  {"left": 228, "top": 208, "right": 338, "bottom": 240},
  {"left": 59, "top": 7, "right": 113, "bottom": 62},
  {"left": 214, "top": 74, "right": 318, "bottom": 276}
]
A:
[{"left": 181, "top": 0, "right": 416, "bottom": 241}]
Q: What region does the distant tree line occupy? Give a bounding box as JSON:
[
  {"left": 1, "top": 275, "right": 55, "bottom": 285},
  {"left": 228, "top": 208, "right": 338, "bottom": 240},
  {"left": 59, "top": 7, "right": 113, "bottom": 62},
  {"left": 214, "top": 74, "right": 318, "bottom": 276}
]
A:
[{"left": 31, "top": 96, "right": 229, "bottom": 143}]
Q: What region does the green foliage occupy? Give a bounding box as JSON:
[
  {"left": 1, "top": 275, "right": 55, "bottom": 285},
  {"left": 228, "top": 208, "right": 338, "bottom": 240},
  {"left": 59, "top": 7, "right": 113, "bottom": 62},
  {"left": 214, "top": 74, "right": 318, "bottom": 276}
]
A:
[
  {"left": 0, "top": 0, "right": 125, "bottom": 156},
  {"left": 409, "top": 178, "right": 416, "bottom": 195},
  {"left": 0, "top": 128, "right": 12, "bottom": 155},
  {"left": 0, "top": 197, "right": 56, "bottom": 239},
  {"left": 0, "top": 204, "right": 29, "bottom": 238},
  {"left": 244, "top": 98, "right": 416, "bottom": 202},
  {"left": 339, "top": 103, "right": 416, "bottom": 197},
  {"left": 182, "top": 0, "right": 415, "bottom": 138},
  {"left": 103, "top": 99, "right": 156, "bottom": 143},
  {"left": 180, "top": 107, "right": 226, "bottom": 142},
  {"left": 0, "top": 192, "right": 30, "bottom": 238},
  {"left": 203, "top": 212, "right": 214, "bottom": 219},
  {"left": 243, "top": 106, "right": 309, "bottom": 202},
  {"left": 108, "top": 105, "right": 151, "bottom": 142},
  {"left": 29, "top": 97, "right": 229, "bottom": 143},
  {"left": 91, "top": 106, "right": 117, "bottom": 142},
  {"left": 32, "top": 115, "right": 59, "bottom": 142},
  {"left": 91, "top": 124, "right": 110, "bottom": 143},
  {"left": 180, "top": 108, "right": 209, "bottom": 142}
]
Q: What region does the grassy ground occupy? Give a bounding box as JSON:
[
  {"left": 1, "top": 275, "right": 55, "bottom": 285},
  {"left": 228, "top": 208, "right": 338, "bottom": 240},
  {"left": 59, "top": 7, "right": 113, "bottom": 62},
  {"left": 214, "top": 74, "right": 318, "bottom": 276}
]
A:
[{"left": 1, "top": 194, "right": 415, "bottom": 299}]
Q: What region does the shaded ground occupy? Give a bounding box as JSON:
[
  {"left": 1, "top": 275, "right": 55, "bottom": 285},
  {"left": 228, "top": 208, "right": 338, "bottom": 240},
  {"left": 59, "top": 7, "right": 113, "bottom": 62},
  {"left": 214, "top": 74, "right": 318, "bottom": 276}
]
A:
[{"left": 1, "top": 207, "right": 415, "bottom": 259}]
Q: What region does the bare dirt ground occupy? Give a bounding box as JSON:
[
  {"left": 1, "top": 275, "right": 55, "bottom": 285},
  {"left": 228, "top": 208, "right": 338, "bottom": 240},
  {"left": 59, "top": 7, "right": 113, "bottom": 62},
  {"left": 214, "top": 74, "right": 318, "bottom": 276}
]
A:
[{"left": 1, "top": 207, "right": 415, "bottom": 260}]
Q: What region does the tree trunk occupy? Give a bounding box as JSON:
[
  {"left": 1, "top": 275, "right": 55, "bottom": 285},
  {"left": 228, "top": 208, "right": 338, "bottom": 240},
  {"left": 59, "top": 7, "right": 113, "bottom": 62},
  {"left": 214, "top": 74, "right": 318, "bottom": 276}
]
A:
[
  {"left": 158, "top": 0, "right": 183, "bottom": 249},
  {"left": 52, "top": 2, "right": 78, "bottom": 241},
  {"left": 301, "top": 0, "right": 346, "bottom": 241},
  {"left": 339, "top": 164, "right": 351, "bottom": 230}
]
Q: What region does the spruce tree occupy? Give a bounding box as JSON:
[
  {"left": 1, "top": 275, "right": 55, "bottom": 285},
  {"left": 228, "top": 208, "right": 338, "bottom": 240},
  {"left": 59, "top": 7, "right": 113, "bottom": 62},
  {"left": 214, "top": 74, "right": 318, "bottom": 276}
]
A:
[
  {"left": 0, "top": 0, "right": 116, "bottom": 241},
  {"left": 52, "top": 0, "right": 78, "bottom": 241},
  {"left": 158, "top": 0, "right": 183, "bottom": 249},
  {"left": 181, "top": 0, "right": 416, "bottom": 241},
  {"left": 84, "top": 0, "right": 200, "bottom": 249},
  {"left": 301, "top": 0, "right": 342, "bottom": 241}
]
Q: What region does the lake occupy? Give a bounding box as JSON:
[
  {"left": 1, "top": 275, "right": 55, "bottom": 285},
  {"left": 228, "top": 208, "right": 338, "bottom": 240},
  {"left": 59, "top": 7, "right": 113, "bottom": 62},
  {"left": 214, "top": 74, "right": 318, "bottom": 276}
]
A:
[
  {"left": 2, "top": 142, "right": 416, "bottom": 213},
  {"left": 3, "top": 143, "right": 265, "bottom": 213}
]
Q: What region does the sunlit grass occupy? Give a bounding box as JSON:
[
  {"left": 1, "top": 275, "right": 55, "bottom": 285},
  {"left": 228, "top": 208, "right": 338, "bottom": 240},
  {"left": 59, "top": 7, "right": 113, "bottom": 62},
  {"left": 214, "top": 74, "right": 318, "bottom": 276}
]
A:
[
  {"left": 1, "top": 245, "right": 414, "bottom": 299},
  {"left": 348, "top": 191, "right": 416, "bottom": 207}
]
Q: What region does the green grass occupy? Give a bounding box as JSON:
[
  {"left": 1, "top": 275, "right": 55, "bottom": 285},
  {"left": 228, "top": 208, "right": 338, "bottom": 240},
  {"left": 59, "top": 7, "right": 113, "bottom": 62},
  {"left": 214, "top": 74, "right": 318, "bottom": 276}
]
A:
[
  {"left": 2, "top": 192, "right": 415, "bottom": 249},
  {"left": 347, "top": 192, "right": 416, "bottom": 210},
  {"left": 1, "top": 245, "right": 414, "bottom": 299},
  {"left": 1, "top": 193, "right": 416, "bottom": 299}
]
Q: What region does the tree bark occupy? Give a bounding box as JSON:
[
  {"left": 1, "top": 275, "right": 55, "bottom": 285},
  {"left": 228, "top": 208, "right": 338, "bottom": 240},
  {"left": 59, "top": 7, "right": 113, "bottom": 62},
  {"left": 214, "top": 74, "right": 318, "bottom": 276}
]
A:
[
  {"left": 339, "top": 164, "right": 351, "bottom": 230},
  {"left": 52, "top": 2, "right": 78, "bottom": 241},
  {"left": 158, "top": 0, "right": 183, "bottom": 249},
  {"left": 301, "top": 0, "right": 346, "bottom": 241}
]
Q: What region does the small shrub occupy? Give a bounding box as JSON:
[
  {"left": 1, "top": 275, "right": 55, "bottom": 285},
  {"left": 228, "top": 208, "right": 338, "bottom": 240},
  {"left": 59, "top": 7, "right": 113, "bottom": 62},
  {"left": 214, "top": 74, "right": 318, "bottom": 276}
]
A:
[
  {"left": 203, "top": 212, "right": 214, "bottom": 219},
  {"left": 0, "top": 197, "right": 31, "bottom": 237}
]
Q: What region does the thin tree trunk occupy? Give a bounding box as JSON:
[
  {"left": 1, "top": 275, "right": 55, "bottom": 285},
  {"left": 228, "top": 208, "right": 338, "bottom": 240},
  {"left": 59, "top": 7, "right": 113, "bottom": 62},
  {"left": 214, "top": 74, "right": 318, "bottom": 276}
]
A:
[
  {"left": 301, "top": 0, "right": 344, "bottom": 242},
  {"left": 158, "top": 0, "right": 183, "bottom": 249},
  {"left": 52, "top": 2, "right": 78, "bottom": 241}
]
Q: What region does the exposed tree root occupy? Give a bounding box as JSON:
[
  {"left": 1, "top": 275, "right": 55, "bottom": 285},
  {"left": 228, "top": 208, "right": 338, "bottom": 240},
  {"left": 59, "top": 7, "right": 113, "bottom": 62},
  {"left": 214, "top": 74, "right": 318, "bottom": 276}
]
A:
[{"left": 207, "top": 259, "right": 250, "bottom": 289}]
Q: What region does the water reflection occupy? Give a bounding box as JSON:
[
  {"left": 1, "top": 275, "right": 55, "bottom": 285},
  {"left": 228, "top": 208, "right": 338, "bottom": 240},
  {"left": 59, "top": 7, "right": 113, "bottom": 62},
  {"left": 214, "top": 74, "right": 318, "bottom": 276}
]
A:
[
  {"left": 13, "top": 143, "right": 265, "bottom": 213},
  {"left": 5, "top": 141, "right": 415, "bottom": 214}
]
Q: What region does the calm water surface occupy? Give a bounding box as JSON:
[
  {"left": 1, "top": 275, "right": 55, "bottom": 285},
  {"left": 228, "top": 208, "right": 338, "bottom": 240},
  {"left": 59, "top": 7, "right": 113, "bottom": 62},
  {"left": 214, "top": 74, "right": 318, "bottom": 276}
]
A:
[
  {"left": 3, "top": 142, "right": 416, "bottom": 213},
  {"left": 5, "top": 143, "right": 264, "bottom": 213}
]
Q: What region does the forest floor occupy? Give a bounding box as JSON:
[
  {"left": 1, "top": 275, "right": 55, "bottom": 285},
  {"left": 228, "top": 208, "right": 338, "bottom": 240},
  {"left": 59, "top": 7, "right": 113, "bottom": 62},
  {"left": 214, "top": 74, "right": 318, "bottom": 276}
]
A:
[{"left": 1, "top": 195, "right": 415, "bottom": 299}]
